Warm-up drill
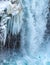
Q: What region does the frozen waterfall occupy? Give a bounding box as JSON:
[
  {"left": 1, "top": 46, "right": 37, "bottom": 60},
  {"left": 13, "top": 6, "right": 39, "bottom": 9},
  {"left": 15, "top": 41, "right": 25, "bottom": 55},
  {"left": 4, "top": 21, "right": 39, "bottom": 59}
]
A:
[{"left": 0, "top": 0, "right": 49, "bottom": 65}]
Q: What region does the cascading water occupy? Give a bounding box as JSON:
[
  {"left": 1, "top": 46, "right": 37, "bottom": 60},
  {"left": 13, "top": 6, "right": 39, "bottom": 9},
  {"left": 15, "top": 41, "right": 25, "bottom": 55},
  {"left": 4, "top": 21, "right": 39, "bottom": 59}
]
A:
[{"left": 0, "top": 0, "right": 49, "bottom": 65}]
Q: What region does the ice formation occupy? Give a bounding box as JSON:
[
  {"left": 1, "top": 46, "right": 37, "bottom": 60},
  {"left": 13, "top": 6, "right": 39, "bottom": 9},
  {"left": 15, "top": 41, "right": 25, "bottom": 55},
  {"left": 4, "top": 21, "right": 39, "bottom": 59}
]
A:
[{"left": 0, "top": 0, "right": 49, "bottom": 65}]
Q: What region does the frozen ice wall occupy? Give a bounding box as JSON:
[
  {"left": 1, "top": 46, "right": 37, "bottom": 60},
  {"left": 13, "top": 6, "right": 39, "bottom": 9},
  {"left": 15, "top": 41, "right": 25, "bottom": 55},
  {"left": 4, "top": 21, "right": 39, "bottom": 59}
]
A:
[
  {"left": 0, "top": 0, "right": 49, "bottom": 65},
  {"left": 20, "top": 0, "right": 49, "bottom": 56}
]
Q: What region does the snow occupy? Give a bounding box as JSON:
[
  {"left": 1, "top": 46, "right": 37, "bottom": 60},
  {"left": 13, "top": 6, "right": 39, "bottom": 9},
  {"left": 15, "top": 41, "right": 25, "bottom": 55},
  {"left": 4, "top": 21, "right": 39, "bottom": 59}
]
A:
[{"left": 0, "top": 1, "right": 10, "bottom": 11}]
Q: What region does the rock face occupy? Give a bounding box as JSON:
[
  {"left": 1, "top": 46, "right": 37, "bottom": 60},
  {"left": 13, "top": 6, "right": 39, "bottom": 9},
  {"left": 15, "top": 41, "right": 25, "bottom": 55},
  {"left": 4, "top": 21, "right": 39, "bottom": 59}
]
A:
[{"left": 0, "top": 14, "right": 8, "bottom": 49}]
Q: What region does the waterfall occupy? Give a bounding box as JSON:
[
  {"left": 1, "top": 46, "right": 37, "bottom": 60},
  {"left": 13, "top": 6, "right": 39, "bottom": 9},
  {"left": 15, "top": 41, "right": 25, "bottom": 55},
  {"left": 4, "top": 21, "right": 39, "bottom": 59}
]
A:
[
  {"left": 20, "top": 0, "right": 49, "bottom": 57},
  {"left": 0, "top": 0, "right": 49, "bottom": 65}
]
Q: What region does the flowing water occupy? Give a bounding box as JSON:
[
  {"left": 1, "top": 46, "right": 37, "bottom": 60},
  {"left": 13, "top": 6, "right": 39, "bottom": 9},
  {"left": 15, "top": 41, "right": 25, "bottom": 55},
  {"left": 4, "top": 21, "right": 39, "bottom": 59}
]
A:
[{"left": 0, "top": 0, "right": 50, "bottom": 65}]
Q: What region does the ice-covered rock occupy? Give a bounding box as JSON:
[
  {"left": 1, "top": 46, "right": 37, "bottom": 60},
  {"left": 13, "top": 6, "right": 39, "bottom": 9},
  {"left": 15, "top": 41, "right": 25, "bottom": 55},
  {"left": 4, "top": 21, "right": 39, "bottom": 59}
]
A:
[{"left": 0, "top": 0, "right": 22, "bottom": 48}]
